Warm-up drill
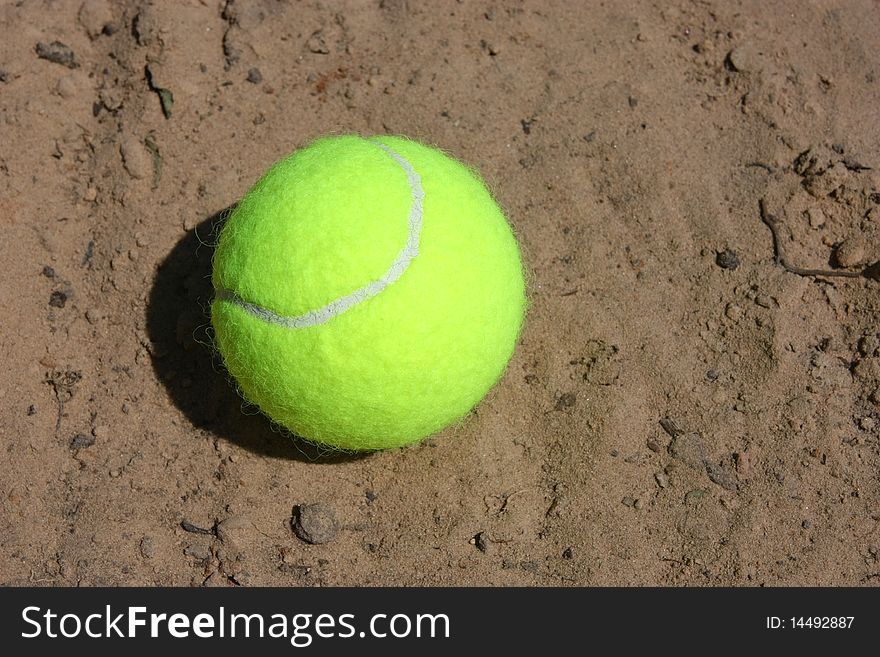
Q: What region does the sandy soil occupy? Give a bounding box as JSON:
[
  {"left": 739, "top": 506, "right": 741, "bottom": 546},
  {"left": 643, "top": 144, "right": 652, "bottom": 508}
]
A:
[{"left": 1, "top": 0, "right": 879, "bottom": 586}]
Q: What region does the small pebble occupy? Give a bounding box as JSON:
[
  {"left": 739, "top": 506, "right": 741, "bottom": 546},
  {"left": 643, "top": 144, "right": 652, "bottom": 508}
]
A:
[
  {"left": 655, "top": 472, "right": 669, "bottom": 488},
  {"left": 633, "top": 498, "right": 644, "bottom": 510},
  {"left": 119, "top": 136, "right": 150, "bottom": 180},
  {"left": 246, "top": 67, "right": 263, "bottom": 84},
  {"left": 183, "top": 544, "right": 210, "bottom": 560},
  {"left": 860, "top": 416, "right": 876, "bottom": 431},
  {"left": 562, "top": 547, "right": 573, "bottom": 559},
  {"left": 715, "top": 249, "right": 740, "bottom": 270},
  {"left": 725, "top": 303, "right": 743, "bottom": 321},
  {"left": 307, "top": 31, "right": 329, "bottom": 54},
  {"left": 622, "top": 496, "right": 635, "bottom": 507},
  {"left": 49, "top": 290, "right": 67, "bottom": 308},
  {"left": 802, "top": 519, "right": 812, "bottom": 529},
  {"left": 139, "top": 535, "right": 156, "bottom": 559},
  {"left": 56, "top": 74, "right": 77, "bottom": 98},
  {"left": 216, "top": 515, "right": 253, "bottom": 546},
  {"left": 807, "top": 207, "right": 825, "bottom": 229},
  {"left": 35, "top": 41, "right": 78, "bottom": 69},
  {"left": 834, "top": 237, "right": 867, "bottom": 268},
  {"left": 78, "top": 0, "right": 114, "bottom": 39},
  {"left": 726, "top": 44, "right": 762, "bottom": 73},
  {"left": 70, "top": 433, "right": 95, "bottom": 449},
  {"left": 555, "top": 392, "right": 576, "bottom": 410},
  {"left": 293, "top": 503, "right": 338, "bottom": 544}
]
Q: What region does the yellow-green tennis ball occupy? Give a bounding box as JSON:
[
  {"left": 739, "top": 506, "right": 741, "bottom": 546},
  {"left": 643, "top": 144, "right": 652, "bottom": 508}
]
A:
[{"left": 211, "top": 134, "right": 525, "bottom": 451}]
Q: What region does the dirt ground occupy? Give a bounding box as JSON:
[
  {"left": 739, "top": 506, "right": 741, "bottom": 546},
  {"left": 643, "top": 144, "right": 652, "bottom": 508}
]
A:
[{"left": 2, "top": 0, "right": 879, "bottom": 587}]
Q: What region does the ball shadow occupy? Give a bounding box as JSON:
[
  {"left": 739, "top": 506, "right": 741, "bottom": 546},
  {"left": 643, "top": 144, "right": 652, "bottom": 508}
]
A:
[{"left": 146, "top": 207, "right": 369, "bottom": 464}]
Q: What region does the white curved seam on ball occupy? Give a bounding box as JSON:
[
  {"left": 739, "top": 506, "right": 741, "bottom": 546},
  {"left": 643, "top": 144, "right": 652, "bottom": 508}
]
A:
[{"left": 214, "top": 140, "right": 424, "bottom": 328}]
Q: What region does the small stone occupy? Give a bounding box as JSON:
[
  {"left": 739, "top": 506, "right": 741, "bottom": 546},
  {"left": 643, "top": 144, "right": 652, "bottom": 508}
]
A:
[
  {"left": 216, "top": 515, "right": 253, "bottom": 546},
  {"left": 49, "top": 290, "right": 68, "bottom": 308},
  {"left": 726, "top": 44, "right": 762, "bottom": 73},
  {"left": 706, "top": 462, "right": 738, "bottom": 491},
  {"left": 802, "top": 519, "right": 812, "bottom": 529},
  {"left": 35, "top": 41, "right": 78, "bottom": 69},
  {"left": 99, "top": 87, "right": 123, "bottom": 111},
  {"left": 659, "top": 417, "right": 685, "bottom": 437},
  {"left": 307, "top": 31, "right": 329, "bottom": 54},
  {"left": 483, "top": 40, "right": 500, "bottom": 56},
  {"left": 734, "top": 451, "right": 751, "bottom": 477},
  {"left": 78, "top": 0, "right": 113, "bottom": 39},
  {"left": 70, "top": 433, "right": 95, "bottom": 449},
  {"left": 860, "top": 416, "right": 876, "bottom": 431},
  {"left": 755, "top": 294, "right": 773, "bottom": 308},
  {"left": 109, "top": 469, "right": 121, "bottom": 478},
  {"left": 807, "top": 207, "right": 825, "bottom": 229},
  {"left": 562, "top": 547, "right": 573, "bottom": 559},
  {"left": 246, "top": 67, "right": 263, "bottom": 84},
  {"left": 42, "top": 266, "right": 56, "bottom": 278},
  {"left": 834, "top": 237, "right": 867, "bottom": 268},
  {"left": 292, "top": 503, "right": 338, "bottom": 544},
  {"left": 715, "top": 249, "right": 740, "bottom": 270},
  {"left": 56, "top": 74, "right": 77, "bottom": 98},
  {"left": 555, "top": 392, "right": 576, "bottom": 411},
  {"left": 633, "top": 498, "right": 644, "bottom": 510},
  {"left": 474, "top": 532, "right": 490, "bottom": 553},
  {"left": 655, "top": 472, "right": 669, "bottom": 488},
  {"left": 646, "top": 437, "right": 662, "bottom": 452},
  {"left": 725, "top": 303, "right": 743, "bottom": 321},
  {"left": 82, "top": 186, "right": 97, "bottom": 202},
  {"left": 85, "top": 308, "right": 103, "bottom": 324},
  {"left": 120, "top": 136, "right": 150, "bottom": 180},
  {"left": 685, "top": 489, "right": 705, "bottom": 505},
  {"left": 622, "top": 496, "right": 636, "bottom": 507},
  {"left": 139, "top": 535, "right": 156, "bottom": 559},
  {"left": 869, "top": 388, "right": 880, "bottom": 406},
  {"left": 805, "top": 162, "right": 848, "bottom": 198},
  {"left": 183, "top": 544, "right": 210, "bottom": 560}
]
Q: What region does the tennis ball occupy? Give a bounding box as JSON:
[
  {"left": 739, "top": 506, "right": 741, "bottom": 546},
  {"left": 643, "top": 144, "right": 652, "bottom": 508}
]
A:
[{"left": 211, "top": 135, "right": 525, "bottom": 451}]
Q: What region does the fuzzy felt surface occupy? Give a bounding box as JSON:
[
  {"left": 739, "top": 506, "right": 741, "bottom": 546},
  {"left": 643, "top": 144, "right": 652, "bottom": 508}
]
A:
[{"left": 211, "top": 135, "right": 526, "bottom": 450}]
